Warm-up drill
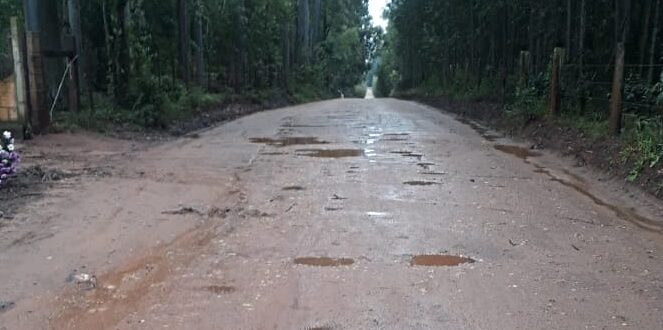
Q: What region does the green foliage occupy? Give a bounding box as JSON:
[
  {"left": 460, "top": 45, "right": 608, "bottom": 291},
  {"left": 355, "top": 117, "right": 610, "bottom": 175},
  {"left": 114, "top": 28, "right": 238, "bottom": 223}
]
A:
[
  {"left": 353, "top": 84, "right": 367, "bottom": 98},
  {"left": 504, "top": 86, "right": 548, "bottom": 125},
  {"left": 622, "top": 117, "right": 663, "bottom": 182},
  {"left": 46, "top": 0, "right": 377, "bottom": 130}
]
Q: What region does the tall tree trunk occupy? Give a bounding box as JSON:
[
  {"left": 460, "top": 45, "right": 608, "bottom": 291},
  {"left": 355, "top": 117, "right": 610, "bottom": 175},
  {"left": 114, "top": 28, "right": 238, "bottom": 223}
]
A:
[
  {"left": 638, "top": 0, "right": 652, "bottom": 77},
  {"left": 102, "top": 0, "right": 114, "bottom": 95},
  {"left": 178, "top": 0, "right": 190, "bottom": 84},
  {"left": 312, "top": 0, "right": 321, "bottom": 44},
  {"left": 648, "top": 0, "right": 661, "bottom": 83},
  {"left": 193, "top": 0, "right": 205, "bottom": 87},
  {"left": 67, "top": 0, "right": 85, "bottom": 91},
  {"left": 578, "top": 0, "right": 586, "bottom": 77},
  {"left": 565, "top": 0, "right": 572, "bottom": 59},
  {"left": 115, "top": 0, "right": 129, "bottom": 102}
]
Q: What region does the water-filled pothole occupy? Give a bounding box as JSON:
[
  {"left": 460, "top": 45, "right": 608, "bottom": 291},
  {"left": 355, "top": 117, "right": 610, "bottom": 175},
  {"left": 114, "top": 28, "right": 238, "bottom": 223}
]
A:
[
  {"left": 250, "top": 137, "right": 329, "bottom": 147},
  {"left": 494, "top": 145, "right": 541, "bottom": 159},
  {"left": 294, "top": 257, "right": 355, "bottom": 267},
  {"left": 404, "top": 181, "right": 440, "bottom": 186},
  {"left": 283, "top": 186, "right": 306, "bottom": 191},
  {"left": 204, "top": 285, "right": 236, "bottom": 294},
  {"left": 296, "top": 149, "right": 364, "bottom": 158},
  {"left": 410, "top": 255, "right": 475, "bottom": 266},
  {"left": 391, "top": 151, "right": 423, "bottom": 158}
]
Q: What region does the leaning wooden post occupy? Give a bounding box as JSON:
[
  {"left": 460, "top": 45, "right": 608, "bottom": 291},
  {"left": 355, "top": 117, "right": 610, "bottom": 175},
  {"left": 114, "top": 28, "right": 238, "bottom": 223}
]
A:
[
  {"left": 10, "top": 17, "right": 27, "bottom": 125},
  {"left": 609, "top": 42, "right": 626, "bottom": 135},
  {"left": 549, "top": 47, "right": 564, "bottom": 117}
]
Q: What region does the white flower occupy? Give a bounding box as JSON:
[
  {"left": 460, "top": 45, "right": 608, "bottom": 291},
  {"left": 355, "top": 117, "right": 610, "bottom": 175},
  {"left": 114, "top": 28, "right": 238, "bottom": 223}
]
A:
[
  {"left": 2, "top": 131, "right": 10, "bottom": 140},
  {"left": 7, "top": 144, "right": 14, "bottom": 151}
]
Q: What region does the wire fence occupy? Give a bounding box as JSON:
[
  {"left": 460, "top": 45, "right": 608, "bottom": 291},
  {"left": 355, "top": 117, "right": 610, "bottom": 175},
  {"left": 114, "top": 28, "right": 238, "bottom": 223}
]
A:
[{"left": 558, "top": 61, "right": 663, "bottom": 117}]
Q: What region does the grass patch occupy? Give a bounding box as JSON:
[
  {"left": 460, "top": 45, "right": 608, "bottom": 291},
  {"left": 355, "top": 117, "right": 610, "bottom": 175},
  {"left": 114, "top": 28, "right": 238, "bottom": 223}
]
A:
[{"left": 621, "top": 117, "right": 663, "bottom": 182}]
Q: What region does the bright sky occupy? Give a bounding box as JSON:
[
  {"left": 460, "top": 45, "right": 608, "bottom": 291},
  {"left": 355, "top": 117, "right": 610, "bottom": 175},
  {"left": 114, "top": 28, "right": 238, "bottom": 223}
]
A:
[{"left": 369, "top": 0, "right": 389, "bottom": 29}]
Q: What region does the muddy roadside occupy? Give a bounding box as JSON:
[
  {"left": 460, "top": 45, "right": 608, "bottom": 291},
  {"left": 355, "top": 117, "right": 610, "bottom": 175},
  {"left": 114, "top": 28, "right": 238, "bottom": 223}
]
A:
[
  {"left": 0, "top": 97, "right": 291, "bottom": 222},
  {"left": 408, "top": 96, "right": 663, "bottom": 200}
]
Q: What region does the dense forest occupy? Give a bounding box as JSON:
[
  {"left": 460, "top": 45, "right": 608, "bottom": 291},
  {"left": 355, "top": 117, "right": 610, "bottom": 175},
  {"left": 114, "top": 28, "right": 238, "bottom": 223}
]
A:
[
  {"left": 376, "top": 0, "right": 663, "bottom": 183},
  {"left": 1, "top": 0, "right": 381, "bottom": 128},
  {"left": 378, "top": 0, "right": 663, "bottom": 120}
]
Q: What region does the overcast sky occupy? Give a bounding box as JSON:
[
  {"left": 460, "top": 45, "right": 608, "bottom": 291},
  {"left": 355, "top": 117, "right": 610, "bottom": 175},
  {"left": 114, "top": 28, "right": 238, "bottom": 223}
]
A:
[{"left": 369, "top": 0, "right": 389, "bottom": 29}]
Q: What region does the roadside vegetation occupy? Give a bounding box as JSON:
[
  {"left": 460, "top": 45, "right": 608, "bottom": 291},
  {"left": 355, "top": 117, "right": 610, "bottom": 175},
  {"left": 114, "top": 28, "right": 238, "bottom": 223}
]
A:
[
  {"left": 2, "top": 0, "right": 382, "bottom": 134},
  {"left": 375, "top": 0, "right": 663, "bottom": 196}
]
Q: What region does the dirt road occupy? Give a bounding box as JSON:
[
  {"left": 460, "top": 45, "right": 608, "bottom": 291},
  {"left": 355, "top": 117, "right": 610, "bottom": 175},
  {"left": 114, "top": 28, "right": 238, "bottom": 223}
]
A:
[{"left": 1, "top": 99, "right": 663, "bottom": 329}]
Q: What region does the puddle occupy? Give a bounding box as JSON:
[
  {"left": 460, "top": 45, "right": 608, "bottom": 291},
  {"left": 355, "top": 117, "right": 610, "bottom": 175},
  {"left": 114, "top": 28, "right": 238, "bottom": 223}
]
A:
[
  {"left": 384, "top": 133, "right": 410, "bottom": 136},
  {"left": 250, "top": 137, "right": 329, "bottom": 147},
  {"left": 294, "top": 257, "right": 354, "bottom": 267},
  {"left": 417, "top": 162, "right": 435, "bottom": 168},
  {"left": 494, "top": 145, "right": 541, "bottom": 159},
  {"left": 390, "top": 151, "right": 424, "bottom": 159},
  {"left": 0, "top": 300, "right": 15, "bottom": 314},
  {"left": 204, "top": 285, "right": 236, "bottom": 295},
  {"left": 282, "top": 124, "right": 330, "bottom": 128},
  {"left": 366, "top": 212, "right": 390, "bottom": 217},
  {"left": 404, "top": 181, "right": 440, "bottom": 186},
  {"left": 283, "top": 186, "right": 306, "bottom": 191},
  {"left": 296, "top": 149, "right": 364, "bottom": 158},
  {"left": 260, "top": 152, "right": 287, "bottom": 156},
  {"left": 410, "top": 255, "right": 475, "bottom": 267}
]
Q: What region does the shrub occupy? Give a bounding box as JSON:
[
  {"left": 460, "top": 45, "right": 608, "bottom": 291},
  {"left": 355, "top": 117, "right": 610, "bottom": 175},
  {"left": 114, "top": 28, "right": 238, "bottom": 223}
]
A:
[{"left": 622, "top": 117, "right": 663, "bottom": 182}]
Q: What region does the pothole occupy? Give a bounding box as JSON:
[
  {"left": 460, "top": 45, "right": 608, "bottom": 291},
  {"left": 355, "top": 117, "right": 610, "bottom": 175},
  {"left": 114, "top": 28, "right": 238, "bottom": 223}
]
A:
[
  {"left": 296, "top": 149, "right": 364, "bottom": 158},
  {"left": 249, "top": 137, "right": 329, "bottom": 147},
  {"left": 404, "top": 181, "right": 440, "bottom": 186},
  {"left": 204, "top": 285, "right": 236, "bottom": 295},
  {"left": 494, "top": 145, "right": 541, "bottom": 159},
  {"left": 390, "top": 151, "right": 423, "bottom": 159},
  {"left": 294, "top": 257, "right": 354, "bottom": 267},
  {"left": 410, "top": 255, "right": 475, "bottom": 267},
  {"left": 283, "top": 186, "right": 306, "bottom": 191}
]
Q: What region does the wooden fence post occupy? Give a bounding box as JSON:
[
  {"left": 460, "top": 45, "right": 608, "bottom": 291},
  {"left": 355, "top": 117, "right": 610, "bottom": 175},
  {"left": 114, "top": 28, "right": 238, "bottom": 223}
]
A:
[
  {"left": 10, "top": 17, "right": 27, "bottom": 125},
  {"left": 549, "top": 47, "right": 564, "bottom": 116},
  {"left": 609, "top": 42, "right": 626, "bottom": 135}
]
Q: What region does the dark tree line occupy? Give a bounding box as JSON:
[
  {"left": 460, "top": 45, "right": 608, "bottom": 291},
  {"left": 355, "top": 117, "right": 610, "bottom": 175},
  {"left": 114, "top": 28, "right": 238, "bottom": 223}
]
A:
[
  {"left": 377, "top": 0, "right": 663, "bottom": 115},
  {"left": 2, "top": 0, "right": 382, "bottom": 127}
]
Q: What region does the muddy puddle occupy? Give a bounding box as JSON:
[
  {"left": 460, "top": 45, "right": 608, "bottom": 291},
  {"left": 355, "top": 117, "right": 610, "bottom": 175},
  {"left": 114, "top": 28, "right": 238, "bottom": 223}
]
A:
[
  {"left": 250, "top": 137, "right": 329, "bottom": 147},
  {"left": 390, "top": 151, "right": 423, "bottom": 159},
  {"left": 283, "top": 186, "right": 306, "bottom": 191},
  {"left": 296, "top": 149, "right": 364, "bottom": 158},
  {"left": 494, "top": 144, "right": 541, "bottom": 159},
  {"left": 204, "top": 285, "right": 236, "bottom": 295},
  {"left": 410, "top": 255, "right": 475, "bottom": 267},
  {"left": 294, "top": 257, "right": 355, "bottom": 267},
  {"left": 404, "top": 181, "right": 440, "bottom": 186}
]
